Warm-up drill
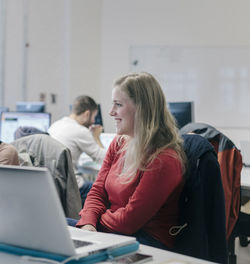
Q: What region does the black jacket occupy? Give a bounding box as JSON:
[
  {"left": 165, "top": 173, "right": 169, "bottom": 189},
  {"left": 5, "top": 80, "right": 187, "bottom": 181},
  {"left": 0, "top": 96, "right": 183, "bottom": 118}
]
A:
[
  {"left": 180, "top": 122, "right": 242, "bottom": 239},
  {"left": 174, "top": 134, "right": 228, "bottom": 264}
]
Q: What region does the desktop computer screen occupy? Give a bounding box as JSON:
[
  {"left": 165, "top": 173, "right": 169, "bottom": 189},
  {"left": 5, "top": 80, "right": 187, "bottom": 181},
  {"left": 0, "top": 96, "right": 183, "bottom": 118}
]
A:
[
  {"left": 0, "top": 111, "right": 51, "bottom": 143},
  {"left": 168, "top": 101, "right": 194, "bottom": 129},
  {"left": 16, "top": 101, "right": 45, "bottom": 113},
  {"left": 0, "top": 106, "right": 9, "bottom": 113}
]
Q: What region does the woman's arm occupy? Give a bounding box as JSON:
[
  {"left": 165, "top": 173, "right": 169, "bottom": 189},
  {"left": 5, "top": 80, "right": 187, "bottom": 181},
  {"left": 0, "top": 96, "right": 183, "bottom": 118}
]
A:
[{"left": 76, "top": 137, "right": 119, "bottom": 228}]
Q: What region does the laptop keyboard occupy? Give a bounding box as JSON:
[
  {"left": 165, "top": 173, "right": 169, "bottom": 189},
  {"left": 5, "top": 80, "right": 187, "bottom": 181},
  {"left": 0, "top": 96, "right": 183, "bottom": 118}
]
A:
[{"left": 73, "top": 239, "right": 93, "bottom": 248}]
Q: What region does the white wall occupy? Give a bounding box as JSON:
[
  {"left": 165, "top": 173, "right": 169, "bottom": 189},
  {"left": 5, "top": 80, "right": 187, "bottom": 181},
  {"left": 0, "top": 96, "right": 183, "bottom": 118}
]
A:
[
  {"left": 27, "top": 0, "right": 69, "bottom": 120},
  {"left": 27, "top": 0, "right": 102, "bottom": 122},
  {"left": 70, "top": 0, "right": 101, "bottom": 104},
  {"left": 3, "top": 0, "right": 101, "bottom": 122},
  {"left": 4, "top": 0, "right": 25, "bottom": 109},
  {"left": 99, "top": 0, "right": 250, "bottom": 146},
  {"left": 3, "top": 0, "right": 250, "bottom": 146}
]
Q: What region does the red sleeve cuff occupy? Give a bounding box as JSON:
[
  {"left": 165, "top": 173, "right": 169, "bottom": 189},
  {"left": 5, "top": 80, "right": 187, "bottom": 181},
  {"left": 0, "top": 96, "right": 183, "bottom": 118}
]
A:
[{"left": 75, "top": 213, "right": 98, "bottom": 228}]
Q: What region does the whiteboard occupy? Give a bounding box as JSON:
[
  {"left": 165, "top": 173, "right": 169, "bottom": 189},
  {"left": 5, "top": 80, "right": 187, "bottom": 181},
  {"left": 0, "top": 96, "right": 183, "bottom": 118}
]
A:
[{"left": 130, "top": 46, "right": 250, "bottom": 128}]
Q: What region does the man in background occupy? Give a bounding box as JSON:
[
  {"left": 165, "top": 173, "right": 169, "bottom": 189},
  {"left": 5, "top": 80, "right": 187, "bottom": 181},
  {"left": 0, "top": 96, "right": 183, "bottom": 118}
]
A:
[{"left": 48, "top": 95, "right": 106, "bottom": 204}]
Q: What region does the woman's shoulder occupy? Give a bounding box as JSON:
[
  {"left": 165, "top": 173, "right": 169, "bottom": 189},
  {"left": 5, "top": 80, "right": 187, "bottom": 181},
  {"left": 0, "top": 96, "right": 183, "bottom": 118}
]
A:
[
  {"left": 145, "top": 147, "right": 183, "bottom": 177},
  {"left": 109, "top": 135, "right": 127, "bottom": 150},
  {"left": 159, "top": 146, "right": 178, "bottom": 157},
  {"left": 153, "top": 147, "right": 181, "bottom": 166}
]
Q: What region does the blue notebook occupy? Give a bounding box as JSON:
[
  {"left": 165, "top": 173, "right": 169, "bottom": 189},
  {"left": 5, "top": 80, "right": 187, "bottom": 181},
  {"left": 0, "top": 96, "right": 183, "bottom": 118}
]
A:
[{"left": 0, "top": 241, "right": 139, "bottom": 264}]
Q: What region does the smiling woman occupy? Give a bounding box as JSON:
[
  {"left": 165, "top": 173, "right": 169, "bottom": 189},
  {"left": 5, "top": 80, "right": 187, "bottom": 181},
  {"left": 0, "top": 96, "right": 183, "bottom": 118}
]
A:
[
  {"left": 72, "top": 72, "right": 187, "bottom": 251},
  {"left": 109, "top": 87, "right": 136, "bottom": 137}
]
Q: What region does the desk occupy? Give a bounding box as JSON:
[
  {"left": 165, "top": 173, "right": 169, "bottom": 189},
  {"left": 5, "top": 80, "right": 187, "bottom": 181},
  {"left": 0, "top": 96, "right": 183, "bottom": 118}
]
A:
[
  {"left": 78, "top": 154, "right": 101, "bottom": 174},
  {"left": 77, "top": 154, "right": 101, "bottom": 181},
  {"left": 137, "top": 245, "right": 215, "bottom": 264},
  {"left": 0, "top": 244, "right": 216, "bottom": 264},
  {"left": 241, "top": 167, "right": 250, "bottom": 198},
  {"left": 77, "top": 133, "right": 116, "bottom": 181}
]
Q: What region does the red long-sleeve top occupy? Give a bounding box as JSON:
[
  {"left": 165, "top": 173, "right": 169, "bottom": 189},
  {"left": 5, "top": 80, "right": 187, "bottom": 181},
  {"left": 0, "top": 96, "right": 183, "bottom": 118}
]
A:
[{"left": 76, "top": 136, "right": 184, "bottom": 248}]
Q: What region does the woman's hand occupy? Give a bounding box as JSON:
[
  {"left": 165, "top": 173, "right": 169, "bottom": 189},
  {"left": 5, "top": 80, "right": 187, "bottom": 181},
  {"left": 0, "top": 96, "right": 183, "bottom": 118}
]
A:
[{"left": 80, "top": 224, "right": 97, "bottom": 232}]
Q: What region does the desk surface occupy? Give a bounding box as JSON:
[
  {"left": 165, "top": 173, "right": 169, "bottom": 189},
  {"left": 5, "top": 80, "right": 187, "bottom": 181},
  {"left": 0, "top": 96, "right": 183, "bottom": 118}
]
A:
[
  {"left": 0, "top": 244, "right": 215, "bottom": 264},
  {"left": 138, "top": 245, "right": 215, "bottom": 264},
  {"left": 241, "top": 167, "right": 250, "bottom": 188},
  {"left": 77, "top": 133, "right": 116, "bottom": 176},
  {"left": 241, "top": 167, "right": 250, "bottom": 197}
]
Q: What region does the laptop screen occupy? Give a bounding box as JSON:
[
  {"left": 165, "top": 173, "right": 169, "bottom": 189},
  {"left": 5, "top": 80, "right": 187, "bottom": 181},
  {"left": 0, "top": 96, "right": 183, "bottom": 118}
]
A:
[{"left": 0, "top": 111, "right": 51, "bottom": 143}]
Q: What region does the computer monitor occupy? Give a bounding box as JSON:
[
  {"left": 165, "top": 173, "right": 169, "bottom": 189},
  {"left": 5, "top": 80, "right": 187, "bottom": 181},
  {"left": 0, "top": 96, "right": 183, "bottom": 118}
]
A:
[
  {"left": 95, "top": 104, "right": 103, "bottom": 127},
  {"left": 168, "top": 101, "right": 194, "bottom": 129},
  {"left": 0, "top": 111, "right": 51, "bottom": 143},
  {"left": 0, "top": 106, "right": 9, "bottom": 113},
  {"left": 16, "top": 101, "right": 46, "bottom": 113}
]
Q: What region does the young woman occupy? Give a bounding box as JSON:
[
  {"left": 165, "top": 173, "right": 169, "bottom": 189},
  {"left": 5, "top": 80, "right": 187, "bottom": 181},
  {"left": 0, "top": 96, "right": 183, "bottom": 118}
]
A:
[{"left": 74, "top": 72, "right": 186, "bottom": 250}]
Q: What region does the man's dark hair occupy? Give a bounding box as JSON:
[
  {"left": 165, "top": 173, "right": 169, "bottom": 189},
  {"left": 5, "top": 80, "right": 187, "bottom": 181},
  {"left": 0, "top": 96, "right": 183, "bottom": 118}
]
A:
[{"left": 72, "top": 95, "right": 98, "bottom": 115}]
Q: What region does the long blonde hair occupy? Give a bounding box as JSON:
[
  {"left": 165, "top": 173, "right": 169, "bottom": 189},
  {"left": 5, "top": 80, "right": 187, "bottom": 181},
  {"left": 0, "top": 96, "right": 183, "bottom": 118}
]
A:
[{"left": 114, "top": 72, "right": 186, "bottom": 182}]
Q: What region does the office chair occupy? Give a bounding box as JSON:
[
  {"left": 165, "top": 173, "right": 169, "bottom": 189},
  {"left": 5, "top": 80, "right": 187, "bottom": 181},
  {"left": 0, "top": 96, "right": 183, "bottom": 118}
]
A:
[
  {"left": 11, "top": 133, "right": 82, "bottom": 219},
  {"left": 180, "top": 122, "right": 249, "bottom": 264}
]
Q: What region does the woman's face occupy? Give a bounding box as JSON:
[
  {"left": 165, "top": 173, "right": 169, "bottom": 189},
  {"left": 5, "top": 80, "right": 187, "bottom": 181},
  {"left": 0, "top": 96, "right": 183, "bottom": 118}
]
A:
[{"left": 109, "top": 87, "right": 136, "bottom": 137}]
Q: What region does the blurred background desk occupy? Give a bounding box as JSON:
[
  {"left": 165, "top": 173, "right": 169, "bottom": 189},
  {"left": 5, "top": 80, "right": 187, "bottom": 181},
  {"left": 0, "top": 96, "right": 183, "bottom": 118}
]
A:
[
  {"left": 241, "top": 167, "right": 250, "bottom": 198},
  {"left": 77, "top": 133, "right": 116, "bottom": 182},
  {"left": 78, "top": 154, "right": 101, "bottom": 176}
]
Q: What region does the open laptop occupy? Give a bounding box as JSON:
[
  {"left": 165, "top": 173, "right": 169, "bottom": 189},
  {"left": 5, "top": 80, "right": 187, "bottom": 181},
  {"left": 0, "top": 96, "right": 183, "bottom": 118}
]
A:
[
  {"left": 240, "top": 140, "right": 250, "bottom": 167},
  {"left": 0, "top": 165, "right": 137, "bottom": 260}
]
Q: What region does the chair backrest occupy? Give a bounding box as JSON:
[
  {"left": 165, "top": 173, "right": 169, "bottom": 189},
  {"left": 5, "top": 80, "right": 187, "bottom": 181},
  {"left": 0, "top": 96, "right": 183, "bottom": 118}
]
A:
[
  {"left": 180, "top": 122, "right": 243, "bottom": 239},
  {"left": 11, "top": 134, "right": 82, "bottom": 219},
  {"left": 174, "top": 134, "right": 227, "bottom": 264},
  {"left": 14, "top": 126, "right": 48, "bottom": 140}
]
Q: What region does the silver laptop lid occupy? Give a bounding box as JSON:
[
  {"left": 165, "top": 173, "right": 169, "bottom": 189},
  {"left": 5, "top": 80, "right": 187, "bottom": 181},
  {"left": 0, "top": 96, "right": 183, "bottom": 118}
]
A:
[{"left": 0, "top": 165, "right": 76, "bottom": 256}]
